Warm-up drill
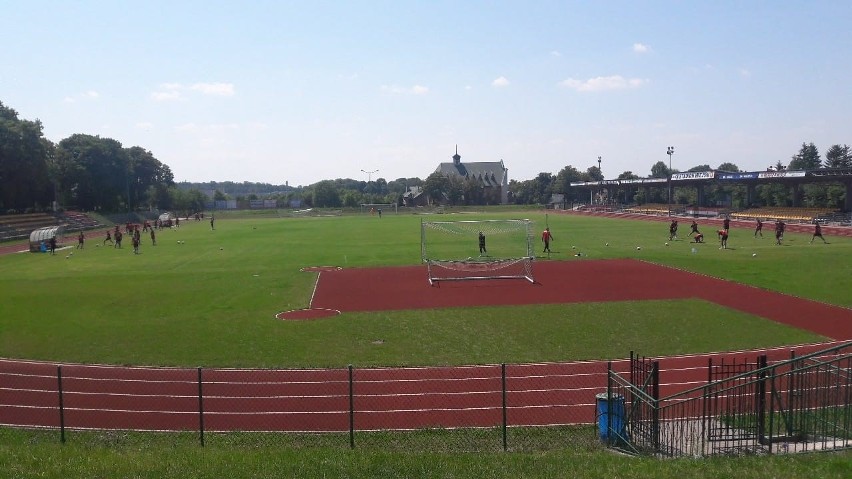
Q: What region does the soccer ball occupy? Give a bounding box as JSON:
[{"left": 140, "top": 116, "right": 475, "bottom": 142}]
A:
[
  {"left": 605, "top": 243, "right": 609, "bottom": 246},
  {"left": 752, "top": 253, "right": 757, "bottom": 257},
  {"left": 636, "top": 246, "right": 641, "bottom": 250},
  {"left": 665, "top": 242, "right": 669, "bottom": 246},
  {"left": 572, "top": 245, "right": 576, "bottom": 249}
]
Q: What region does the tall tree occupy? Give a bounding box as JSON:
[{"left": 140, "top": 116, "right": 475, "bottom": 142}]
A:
[
  {"left": 423, "top": 172, "right": 449, "bottom": 205},
  {"left": 824, "top": 144, "right": 851, "bottom": 168},
  {"left": 56, "top": 134, "right": 129, "bottom": 211},
  {"left": 650, "top": 161, "right": 670, "bottom": 178},
  {"left": 789, "top": 142, "right": 821, "bottom": 170},
  {"left": 0, "top": 102, "right": 53, "bottom": 211},
  {"left": 311, "top": 180, "right": 341, "bottom": 207}
]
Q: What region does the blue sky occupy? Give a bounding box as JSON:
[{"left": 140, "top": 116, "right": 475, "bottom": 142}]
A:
[{"left": 3, "top": 1, "right": 851, "bottom": 187}]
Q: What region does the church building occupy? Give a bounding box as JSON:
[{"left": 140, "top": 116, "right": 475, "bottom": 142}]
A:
[{"left": 434, "top": 146, "right": 509, "bottom": 205}]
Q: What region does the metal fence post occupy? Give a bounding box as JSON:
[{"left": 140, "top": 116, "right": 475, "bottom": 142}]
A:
[
  {"left": 501, "top": 363, "right": 507, "bottom": 451},
  {"left": 348, "top": 364, "right": 355, "bottom": 449},
  {"left": 652, "top": 361, "right": 660, "bottom": 453},
  {"left": 756, "top": 355, "right": 767, "bottom": 450},
  {"left": 606, "top": 362, "right": 613, "bottom": 447},
  {"left": 197, "top": 367, "right": 205, "bottom": 447},
  {"left": 57, "top": 366, "right": 65, "bottom": 444}
]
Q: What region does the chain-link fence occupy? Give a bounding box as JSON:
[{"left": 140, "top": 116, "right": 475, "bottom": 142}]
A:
[{"left": 0, "top": 359, "right": 622, "bottom": 452}]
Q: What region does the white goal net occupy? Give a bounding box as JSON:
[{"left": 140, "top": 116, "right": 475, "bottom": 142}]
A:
[{"left": 420, "top": 219, "right": 535, "bottom": 285}]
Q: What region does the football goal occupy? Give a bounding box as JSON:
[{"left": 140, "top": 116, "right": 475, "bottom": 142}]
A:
[
  {"left": 420, "top": 219, "right": 535, "bottom": 285},
  {"left": 360, "top": 203, "right": 397, "bottom": 214}
]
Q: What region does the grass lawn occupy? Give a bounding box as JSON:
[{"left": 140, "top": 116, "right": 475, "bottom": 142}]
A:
[{"left": 1, "top": 207, "right": 849, "bottom": 477}]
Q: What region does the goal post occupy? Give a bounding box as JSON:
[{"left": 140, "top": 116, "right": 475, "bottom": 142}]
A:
[
  {"left": 360, "top": 203, "right": 397, "bottom": 214},
  {"left": 420, "top": 219, "right": 535, "bottom": 285}
]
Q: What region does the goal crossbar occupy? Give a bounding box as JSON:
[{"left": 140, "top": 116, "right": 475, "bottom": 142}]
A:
[{"left": 420, "top": 219, "right": 535, "bottom": 285}]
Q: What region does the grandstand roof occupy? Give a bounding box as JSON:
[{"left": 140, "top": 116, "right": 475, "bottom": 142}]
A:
[{"left": 570, "top": 166, "right": 852, "bottom": 188}]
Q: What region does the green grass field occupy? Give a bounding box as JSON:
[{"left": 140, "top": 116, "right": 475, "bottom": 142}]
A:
[{"left": 1, "top": 208, "right": 850, "bottom": 478}]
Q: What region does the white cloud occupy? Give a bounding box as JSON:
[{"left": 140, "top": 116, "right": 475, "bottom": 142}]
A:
[
  {"left": 150, "top": 82, "right": 235, "bottom": 101},
  {"left": 550, "top": 50, "right": 561, "bottom": 57},
  {"left": 150, "top": 90, "right": 182, "bottom": 101},
  {"left": 633, "top": 43, "right": 650, "bottom": 53},
  {"left": 380, "top": 84, "right": 430, "bottom": 95},
  {"left": 559, "top": 75, "right": 649, "bottom": 92},
  {"left": 63, "top": 90, "right": 100, "bottom": 103},
  {"left": 190, "top": 82, "right": 235, "bottom": 96},
  {"left": 492, "top": 76, "right": 510, "bottom": 87},
  {"left": 175, "top": 122, "right": 241, "bottom": 133},
  {"left": 739, "top": 68, "right": 752, "bottom": 78}
]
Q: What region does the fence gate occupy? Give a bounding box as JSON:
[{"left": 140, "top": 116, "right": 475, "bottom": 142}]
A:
[
  {"left": 705, "top": 355, "right": 768, "bottom": 452},
  {"left": 625, "top": 351, "right": 660, "bottom": 452}
]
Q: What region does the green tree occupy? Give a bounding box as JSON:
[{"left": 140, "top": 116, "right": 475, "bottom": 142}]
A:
[
  {"left": 509, "top": 178, "right": 538, "bottom": 204},
  {"left": 789, "top": 142, "right": 821, "bottom": 170},
  {"left": 825, "top": 144, "right": 851, "bottom": 168},
  {"left": 423, "top": 172, "right": 449, "bottom": 205},
  {"left": 0, "top": 102, "right": 53, "bottom": 211},
  {"left": 127, "top": 146, "right": 173, "bottom": 211},
  {"left": 650, "top": 161, "right": 670, "bottom": 178},
  {"left": 311, "top": 180, "right": 341, "bottom": 207},
  {"left": 56, "top": 134, "right": 129, "bottom": 211}
]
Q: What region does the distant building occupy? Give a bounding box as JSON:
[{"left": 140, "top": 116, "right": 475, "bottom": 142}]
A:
[
  {"left": 434, "top": 146, "right": 509, "bottom": 205},
  {"left": 402, "top": 186, "right": 427, "bottom": 207}
]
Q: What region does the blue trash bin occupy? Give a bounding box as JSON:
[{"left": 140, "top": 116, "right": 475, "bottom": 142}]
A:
[{"left": 595, "top": 392, "right": 627, "bottom": 443}]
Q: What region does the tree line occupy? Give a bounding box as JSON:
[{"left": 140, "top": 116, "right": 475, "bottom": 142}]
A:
[{"left": 2, "top": 99, "right": 850, "bottom": 214}]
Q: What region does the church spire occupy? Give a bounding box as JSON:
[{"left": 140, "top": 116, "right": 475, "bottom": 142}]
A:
[{"left": 452, "top": 145, "right": 461, "bottom": 165}]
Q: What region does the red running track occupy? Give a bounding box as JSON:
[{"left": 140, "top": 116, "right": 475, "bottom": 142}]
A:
[{"left": 2, "top": 259, "right": 850, "bottom": 433}]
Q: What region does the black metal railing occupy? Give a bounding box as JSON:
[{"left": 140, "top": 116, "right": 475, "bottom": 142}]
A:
[{"left": 606, "top": 342, "right": 852, "bottom": 457}]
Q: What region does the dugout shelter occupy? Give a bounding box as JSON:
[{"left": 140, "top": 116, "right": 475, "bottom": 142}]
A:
[{"left": 29, "top": 225, "right": 64, "bottom": 252}]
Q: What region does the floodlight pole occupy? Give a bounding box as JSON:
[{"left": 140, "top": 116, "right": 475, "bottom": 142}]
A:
[
  {"left": 667, "top": 146, "right": 675, "bottom": 216},
  {"left": 361, "top": 168, "right": 379, "bottom": 193},
  {"left": 598, "top": 156, "right": 602, "bottom": 206},
  {"left": 360, "top": 169, "right": 379, "bottom": 182}
]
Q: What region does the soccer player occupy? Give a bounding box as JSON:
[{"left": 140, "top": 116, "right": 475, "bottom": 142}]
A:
[
  {"left": 774, "top": 220, "right": 785, "bottom": 245},
  {"left": 669, "top": 220, "right": 678, "bottom": 241},
  {"left": 754, "top": 218, "right": 763, "bottom": 237},
  {"left": 689, "top": 220, "right": 700, "bottom": 236},
  {"left": 718, "top": 229, "right": 729, "bottom": 249},
  {"left": 478, "top": 231, "right": 487, "bottom": 256},
  {"left": 810, "top": 221, "right": 827, "bottom": 244},
  {"left": 723, "top": 216, "right": 730, "bottom": 231},
  {"left": 210, "top": 215, "right": 215, "bottom": 230},
  {"left": 104, "top": 230, "right": 113, "bottom": 245},
  {"left": 48, "top": 236, "right": 57, "bottom": 255},
  {"left": 541, "top": 227, "right": 554, "bottom": 253},
  {"left": 77, "top": 231, "right": 85, "bottom": 249},
  {"left": 692, "top": 232, "right": 704, "bottom": 243}
]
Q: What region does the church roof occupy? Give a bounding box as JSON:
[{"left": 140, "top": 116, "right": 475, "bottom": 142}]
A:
[{"left": 435, "top": 148, "right": 507, "bottom": 187}]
